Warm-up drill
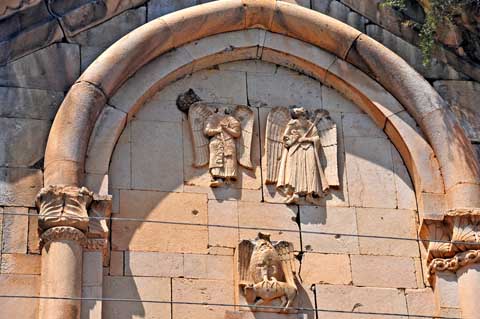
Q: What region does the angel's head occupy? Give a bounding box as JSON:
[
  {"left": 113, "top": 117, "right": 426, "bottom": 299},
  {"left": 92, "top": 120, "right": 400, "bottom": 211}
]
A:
[{"left": 290, "top": 106, "right": 308, "bottom": 119}]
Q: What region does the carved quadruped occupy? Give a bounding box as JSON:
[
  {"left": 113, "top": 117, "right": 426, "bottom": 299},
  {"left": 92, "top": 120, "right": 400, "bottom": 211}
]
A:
[
  {"left": 236, "top": 232, "right": 298, "bottom": 313},
  {"left": 265, "top": 106, "right": 339, "bottom": 205},
  {"left": 177, "top": 90, "right": 255, "bottom": 188}
]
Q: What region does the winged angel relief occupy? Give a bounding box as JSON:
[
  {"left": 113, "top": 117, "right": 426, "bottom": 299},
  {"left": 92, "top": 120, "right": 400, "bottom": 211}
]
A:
[
  {"left": 177, "top": 90, "right": 254, "bottom": 187},
  {"left": 238, "top": 232, "right": 298, "bottom": 312},
  {"left": 265, "top": 107, "right": 340, "bottom": 204}
]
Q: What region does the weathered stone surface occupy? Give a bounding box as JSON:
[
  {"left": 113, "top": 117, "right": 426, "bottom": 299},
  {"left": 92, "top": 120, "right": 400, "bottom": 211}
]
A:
[
  {"left": 434, "top": 80, "right": 480, "bottom": 141},
  {"left": 103, "top": 276, "right": 171, "bottom": 319},
  {"left": 315, "top": 1, "right": 367, "bottom": 33},
  {"left": 2, "top": 207, "right": 28, "bottom": 253},
  {"left": 345, "top": 137, "right": 397, "bottom": 209},
  {"left": 0, "top": 117, "right": 50, "bottom": 167},
  {"left": 238, "top": 202, "right": 300, "bottom": 251},
  {"left": 315, "top": 284, "right": 408, "bottom": 319},
  {"left": 0, "top": 274, "right": 40, "bottom": 318},
  {"left": 134, "top": 92, "right": 184, "bottom": 123},
  {"left": 300, "top": 206, "right": 359, "bottom": 254},
  {"left": 109, "top": 250, "right": 124, "bottom": 276},
  {"left": 322, "top": 85, "right": 363, "bottom": 113},
  {"left": 184, "top": 253, "right": 233, "bottom": 280},
  {"left": 112, "top": 190, "right": 208, "bottom": 253},
  {"left": 0, "top": 86, "right": 63, "bottom": 119},
  {"left": 0, "top": 43, "right": 80, "bottom": 91},
  {"left": 0, "top": 0, "right": 63, "bottom": 66},
  {"left": 366, "top": 24, "right": 463, "bottom": 80},
  {"left": 208, "top": 200, "right": 238, "bottom": 248},
  {"left": 172, "top": 278, "right": 234, "bottom": 319},
  {"left": 70, "top": 7, "right": 145, "bottom": 47},
  {"left": 0, "top": 253, "right": 41, "bottom": 274},
  {"left": 342, "top": 113, "right": 384, "bottom": 138},
  {"left": 247, "top": 71, "right": 323, "bottom": 109},
  {"left": 405, "top": 288, "right": 436, "bottom": 317},
  {"left": 433, "top": 271, "right": 460, "bottom": 310},
  {"left": 109, "top": 124, "right": 130, "bottom": 189},
  {"left": 80, "top": 46, "right": 104, "bottom": 72},
  {"left": 82, "top": 251, "right": 102, "bottom": 287},
  {"left": 350, "top": 255, "right": 417, "bottom": 288},
  {"left": 147, "top": 0, "right": 197, "bottom": 21},
  {"left": 391, "top": 147, "right": 417, "bottom": 210},
  {"left": 300, "top": 253, "right": 351, "bottom": 285},
  {"left": 48, "top": 0, "right": 147, "bottom": 38},
  {"left": 125, "top": 251, "right": 184, "bottom": 277},
  {"left": 356, "top": 208, "right": 419, "bottom": 257},
  {"left": 280, "top": 0, "right": 311, "bottom": 7},
  {"left": 131, "top": 120, "right": 183, "bottom": 192}
]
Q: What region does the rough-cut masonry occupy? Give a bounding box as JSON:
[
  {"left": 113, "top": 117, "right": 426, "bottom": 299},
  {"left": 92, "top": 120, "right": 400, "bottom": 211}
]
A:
[{"left": 0, "top": 1, "right": 480, "bottom": 319}]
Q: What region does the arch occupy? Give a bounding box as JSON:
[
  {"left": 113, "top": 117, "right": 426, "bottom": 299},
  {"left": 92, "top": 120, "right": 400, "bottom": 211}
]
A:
[{"left": 44, "top": 0, "right": 480, "bottom": 223}]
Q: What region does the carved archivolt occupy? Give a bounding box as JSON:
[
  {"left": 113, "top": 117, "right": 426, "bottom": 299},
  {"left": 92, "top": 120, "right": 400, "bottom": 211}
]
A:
[
  {"left": 237, "top": 232, "right": 298, "bottom": 313},
  {"left": 265, "top": 106, "right": 339, "bottom": 204}
]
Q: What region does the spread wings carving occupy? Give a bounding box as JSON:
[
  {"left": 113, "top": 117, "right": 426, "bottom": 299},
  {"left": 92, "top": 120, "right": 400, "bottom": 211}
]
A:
[
  {"left": 233, "top": 106, "right": 255, "bottom": 169},
  {"left": 265, "top": 107, "right": 291, "bottom": 184},
  {"left": 188, "top": 103, "right": 213, "bottom": 167}
]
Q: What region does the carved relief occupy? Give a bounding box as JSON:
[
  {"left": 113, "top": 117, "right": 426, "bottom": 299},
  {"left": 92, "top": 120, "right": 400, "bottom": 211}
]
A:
[
  {"left": 265, "top": 106, "right": 339, "bottom": 204},
  {"left": 237, "top": 232, "right": 298, "bottom": 313},
  {"left": 177, "top": 90, "right": 254, "bottom": 188}
]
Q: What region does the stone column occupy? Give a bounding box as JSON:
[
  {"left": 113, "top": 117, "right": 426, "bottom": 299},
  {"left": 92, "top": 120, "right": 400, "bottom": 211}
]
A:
[
  {"left": 35, "top": 185, "right": 110, "bottom": 319},
  {"left": 426, "top": 211, "right": 480, "bottom": 319}
]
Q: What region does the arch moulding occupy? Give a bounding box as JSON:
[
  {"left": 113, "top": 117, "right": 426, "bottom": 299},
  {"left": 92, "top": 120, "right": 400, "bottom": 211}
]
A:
[{"left": 35, "top": 1, "right": 480, "bottom": 319}]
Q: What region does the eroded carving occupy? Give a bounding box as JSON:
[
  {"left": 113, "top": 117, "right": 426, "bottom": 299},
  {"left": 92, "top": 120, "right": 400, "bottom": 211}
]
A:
[
  {"left": 40, "top": 226, "right": 86, "bottom": 248},
  {"left": 237, "top": 232, "right": 297, "bottom": 313},
  {"left": 177, "top": 90, "right": 254, "bottom": 188},
  {"left": 265, "top": 106, "right": 339, "bottom": 204}
]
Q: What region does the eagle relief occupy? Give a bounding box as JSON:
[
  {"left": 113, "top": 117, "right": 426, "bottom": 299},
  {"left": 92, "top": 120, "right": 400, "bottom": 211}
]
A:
[
  {"left": 177, "top": 89, "right": 254, "bottom": 188},
  {"left": 265, "top": 106, "right": 340, "bottom": 204},
  {"left": 237, "top": 232, "right": 298, "bottom": 313}
]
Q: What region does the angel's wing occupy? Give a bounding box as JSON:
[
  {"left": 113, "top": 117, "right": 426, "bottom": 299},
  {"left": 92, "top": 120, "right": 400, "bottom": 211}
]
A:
[
  {"left": 274, "top": 241, "right": 296, "bottom": 287},
  {"left": 317, "top": 111, "right": 340, "bottom": 187},
  {"left": 233, "top": 106, "right": 254, "bottom": 169},
  {"left": 188, "top": 103, "right": 213, "bottom": 167},
  {"left": 238, "top": 239, "right": 255, "bottom": 284},
  {"left": 265, "top": 107, "right": 290, "bottom": 184}
]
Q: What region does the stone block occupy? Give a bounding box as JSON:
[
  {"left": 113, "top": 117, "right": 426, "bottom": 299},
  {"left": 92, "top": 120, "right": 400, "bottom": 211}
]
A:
[
  {"left": 109, "top": 251, "right": 124, "bottom": 276},
  {"left": 0, "top": 274, "right": 40, "bottom": 318},
  {"left": 366, "top": 24, "right": 462, "bottom": 80},
  {"left": 405, "top": 288, "right": 435, "bottom": 317},
  {"left": 2, "top": 207, "right": 28, "bottom": 253},
  {"left": 147, "top": 0, "right": 197, "bottom": 21},
  {"left": 134, "top": 93, "right": 184, "bottom": 123},
  {"left": 184, "top": 254, "right": 234, "bottom": 280},
  {"left": 322, "top": 85, "right": 363, "bottom": 114},
  {"left": 80, "top": 46, "right": 104, "bottom": 72},
  {"left": 0, "top": 86, "right": 63, "bottom": 120},
  {"left": 103, "top": 276, "right": 171, "bottom": 319},
  {"left": 208, "top": 200, "right": 239, "bottom": 248},
  {"left": 434, "top": 80, "right": 480, "bottom": 141},
  {"left": 300, "top": 206, "right": 359, "bottom": 254},
  {"left": 0, "top": 117, "right": 51, "bottom": 167},
  {"left": 0, "top": 253, "right": 41, "bottom": 275},
  {"left": 342, "top": 113, "right": 384, "bottom": 138},
  {"left": 433, "top": 271, "right": 460, "bottom": 310},
  {"left": 312, "top": 0, "right": 333, "bottom": 13},
  {"left": 131, "top": 120, "right": 183, "bottom": 192},
  {"left": 172, "top": 278, "right": 234, "bottom": 319},
  {"left": 315, "top": 284, "right": 408, "bottom": 319},
  {"left": 0, "top": 168, "right": 43, "bottom": 207},
  {"left": 86, "top": 105, "right": 127, "bottom": 174},
  {"left": 356, "top": 208, "right": 419, "bottom": 257},
  {"left": 391, "top": 146, "right": 417, "bottom": 210},
  {"left": 109, "top": 124, "right": 130, "bottom": 189},
  {"left": 70, "top": 7, "right": 146, "bottom": 48},
  {"left": 218, "top": 60, "right": 277, "bottom": 74},
  {"left": 0, "top": 43, "right": 80, "bottom": 91},
  {"left": 238, "top": 202, "right": 300, "bottom": 251},
  {"left": 280, "top": 0, "right": 311, "bottom": 7},
  {"left": 350, "top": 255, "right": 417, "bottom": 288},
  {"left": 82, "top": 251, "right": 103, "bottom": 287},
  {"left": 112, "top": 190, "right": 208, "bottom": 253},
  {"left": 125, "top": 251, "right": 184, "bottom": 277},
  {"left": 345, "top": 137, "right": 397, "bottom": 208},
  {"left": 247, "top": 72, "right": 322, "bottom": 110},
  {"left": 300, "top": 253, "right": 351, "bottom": 285},
  {"left": 82, "top": 286, "right": 102, "bottom": 319}
]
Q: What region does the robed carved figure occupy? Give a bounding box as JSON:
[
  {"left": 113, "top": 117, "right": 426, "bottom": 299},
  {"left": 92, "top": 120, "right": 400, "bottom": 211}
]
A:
[
  {"left": 177, "top": 90, "right": 254, "bottom": 187},
  {"left": 265, "top": 106, "right": 339, "bottom": 204},
  {"left": 238, "top": 232, "right": 298, "bottom": 312}
]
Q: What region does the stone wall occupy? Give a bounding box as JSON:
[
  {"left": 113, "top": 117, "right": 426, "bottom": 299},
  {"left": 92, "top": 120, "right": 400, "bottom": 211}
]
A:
[
  {"left": 0, "top": 0, "right": 477, "bottom": 318},
  {"left": 98, "top": 60, "right": 433, "bottom": 318}
]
